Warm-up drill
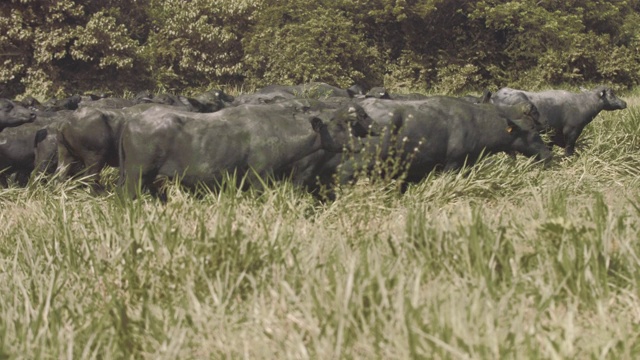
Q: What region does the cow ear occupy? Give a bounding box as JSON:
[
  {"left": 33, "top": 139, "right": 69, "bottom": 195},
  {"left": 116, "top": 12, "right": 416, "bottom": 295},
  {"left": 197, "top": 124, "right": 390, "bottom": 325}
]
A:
[
  {"left": 522, "top": 103, "right": 534, "bottom": 115},
  {"left": 480, "top": 89, "right": 492, "bottom": 104},
  {"left": 34, "top": 128, "right": 48, "bottom": 147},
  {"left": 178, "top": 96, "right": 193, "bottom": 107},
  {"left": 599, "top": 89, "right": 606, "bottom": 98},
  {"left": 180, "top": 96, "right": 206, "bottom": 111},
  {"left": 347, "top": 84, "right": 365, "bottom": 98},
  {"left": 347, "top": 106, "right": 358, "bottom": 120},
  {"left": 310, "top": 117, "right": 324, "bottom": 132},
  {"left": 506, "top": 118, "right": 522, "bottom": 134}
]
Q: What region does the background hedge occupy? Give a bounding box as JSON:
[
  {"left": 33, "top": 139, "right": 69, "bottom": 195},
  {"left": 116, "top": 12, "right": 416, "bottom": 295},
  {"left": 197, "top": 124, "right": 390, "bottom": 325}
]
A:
[{"left": 2, "top": 0, "right": 639, "bottom": 98}]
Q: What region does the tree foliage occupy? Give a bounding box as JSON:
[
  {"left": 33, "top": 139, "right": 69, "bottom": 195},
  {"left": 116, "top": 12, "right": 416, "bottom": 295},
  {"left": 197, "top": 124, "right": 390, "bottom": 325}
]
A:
[
  {"left": 141, "top": 0, "right": 258, "bottom": 91},
  {"left": 1, "top": 0, "right": 639, "bottom": 99},
  {"left": 242, "top": 0, "right": 383, "bottom": 88}
]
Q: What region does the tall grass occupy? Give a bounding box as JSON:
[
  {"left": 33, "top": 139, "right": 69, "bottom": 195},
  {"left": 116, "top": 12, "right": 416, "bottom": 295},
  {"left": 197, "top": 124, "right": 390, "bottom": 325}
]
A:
[{"left": 2, "top": 97, "right": 640, "bottom": 358}]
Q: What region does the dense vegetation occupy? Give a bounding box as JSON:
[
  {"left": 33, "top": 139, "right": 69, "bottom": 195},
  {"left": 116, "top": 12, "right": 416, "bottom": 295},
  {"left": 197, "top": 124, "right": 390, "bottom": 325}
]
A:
[{"left": 2, "top": 0, "right": 640, "bottom": 99}]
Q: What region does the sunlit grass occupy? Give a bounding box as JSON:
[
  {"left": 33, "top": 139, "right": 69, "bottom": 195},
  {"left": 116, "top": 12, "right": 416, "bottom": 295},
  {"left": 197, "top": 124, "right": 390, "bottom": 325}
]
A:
[{"left": 1, "top": 96, "right": 640, "bottom": 358}]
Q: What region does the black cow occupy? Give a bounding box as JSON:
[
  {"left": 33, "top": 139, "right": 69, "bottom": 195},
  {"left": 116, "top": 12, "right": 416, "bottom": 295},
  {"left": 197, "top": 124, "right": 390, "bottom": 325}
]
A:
[
  {"left": 0, "top": 125, "right": 39, "bottom": 186},
  {"left": 329, "top": 97, "right": 552, "bottom": 191},
  {"left": 0, "top": 111, "right": 71, "bottom": 186},
  {"left": 146, "top": 90, "right": 226, "bottom": 113},
  {"left": 79, "top": 97, "right": 136, "bottom": 109},
  {"left": 390, "top": 92, "right": 429, "bottom": 101},
  {"left": 365, "top": 87, "right": 392, "bottom": 99},
  {"left": 258, "top": 82, "right": 364, "bottom": 98},
  {"left": 43, "top": 94, "right": 82, "bottom": 112},
  {"left": 364, "top": 87, "right": 430, "bottom": 101},
  {"left": 55, "top": 104, "right": 157, "bottom": 192},
  {"left": 78, "top": 90, "right": 157, "bottom": 109},
  {"left": 491, "top": 86, "right": 627, "bottom": 156},
  {"left": 33, "top": 111, "right": 81, "bottom": 176},
  {"left": 232, "top": 90, "right": 294, "bottom": 106},
  {"left": 118, "top": 99, "right": 380, "bottom": 200},
  {"left": 18, "top": 96, "right": 47, "bottom": 111},
  {"left": 233, "top": 82, "right": 363, "bottom": 106},
  {"left": 203, "top": 88, "right": 235, "bottom": 105},
  {"left": 460, "top": 89, "right": 492, "bottom": 104},
  {"left": 0, "top": 99, "right": 36, "bottom": 131}
]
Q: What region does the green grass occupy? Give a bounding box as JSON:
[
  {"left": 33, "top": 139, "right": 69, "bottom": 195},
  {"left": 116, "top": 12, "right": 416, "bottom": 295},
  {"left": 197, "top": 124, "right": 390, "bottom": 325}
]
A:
[{"left": 2, "top": 96, "right": 640, "bottom": 359}]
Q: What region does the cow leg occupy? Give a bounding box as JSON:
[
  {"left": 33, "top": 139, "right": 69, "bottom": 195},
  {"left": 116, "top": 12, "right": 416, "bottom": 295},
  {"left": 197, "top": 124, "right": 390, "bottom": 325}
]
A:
[
  {"left": 336, "top": 159, "right": 361, "bottom": 186},
  {"left": 119, "top": 166, "right": 140, "bottom": 200},
  {"left": 148, "top": 176, "right": 168, "bottom": 203},
  {"left": 34, "top": 147, "right": 57, "bottom": 177},
  {"left": 0, "top": 173, "right": 8, "bottom": 188},
  {"left": 119, "top": 163, "right": 159, "bottom": 200},
  {"left": 563, "top": 127, "right": 584, "bottom": 157},
  {"left": 307, "top": 175, "right": 336, "bottom": 202},
  {"left": 81, "top": 153, "right": 107, "bottom": 194},
  {"left": 550, "top": 131, "right": 567, "bottom": 149},
  {"left": 243, "top": 171, "right": 269, "bottom": 192},
  {"left": 443, "top": 161, "right": 462, "bottom": 172},
  {"left": 15, "top": 171, "right": 30, "bottom": 187},
  {"left": 86, "top": 167, "right": 106, "bottom": 194},
  {"left": 119, "top": 169, "right": 138, "bottom": 200},
  {"left": 56, "top": 142, "right": 79, "bottom": 182}
]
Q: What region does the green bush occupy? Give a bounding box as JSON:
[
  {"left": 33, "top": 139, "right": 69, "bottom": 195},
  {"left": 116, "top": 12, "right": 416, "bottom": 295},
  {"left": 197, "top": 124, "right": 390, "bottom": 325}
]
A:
[
  {"left": 140, "top": 0, "right": 258, "bottom": 91},
  {"left": 242, "top": 0, "right": 383, "bottom": 89}
]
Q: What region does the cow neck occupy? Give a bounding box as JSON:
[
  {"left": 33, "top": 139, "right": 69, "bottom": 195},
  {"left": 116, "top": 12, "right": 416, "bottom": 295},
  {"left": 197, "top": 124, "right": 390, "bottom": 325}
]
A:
[
  {"left": 479, "top": 116, "right": 516, "bottom": 154},
  {"left": 578, "top": 91, "right": 604, "bottom": 124},
  {"left": 275, "top": 127, "right": 324, "bottom": 167}
]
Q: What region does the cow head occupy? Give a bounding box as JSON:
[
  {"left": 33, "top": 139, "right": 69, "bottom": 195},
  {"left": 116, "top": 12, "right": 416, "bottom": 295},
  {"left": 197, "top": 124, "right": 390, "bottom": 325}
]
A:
[
  {"left": 43, "top": 94, "right": 82, "bottom": 111},
  {"left": 0, "top": 99, "right": 36, "bottom": 131},
  {"left": 19, "top": 96, "right": 45, "bottom": 111},
  {"left": 347, "top": 84, "right": 366, "bottom": 98},
  {"left": 596, "top": 87, "right": 627, "bottom": 111},
  {"left": 206, "top": 89, "right": 235, "bottom": 104},
  {"left": 133, "top": 90, "right": 154, "bottom": 104},
  {"left": 503, "top": 103, "right": 552, "bottom": 162},
  {"left": 312, "top": 104, "right": 382, "bottom": 153},
  {"left": 366, "top": 87, "right": 391, "bottom": 99},
  {"left": 191, "top": 90, "right": 229, "bottom": 112},
  {"left": 152, "top": 93, "right": 179, "bottom": 106},
  {"left": 480, "top": 89, "right": 492, "bottom": 104},
  {"left": 493, "top": 99, "right": 544, "bottom": 131}
]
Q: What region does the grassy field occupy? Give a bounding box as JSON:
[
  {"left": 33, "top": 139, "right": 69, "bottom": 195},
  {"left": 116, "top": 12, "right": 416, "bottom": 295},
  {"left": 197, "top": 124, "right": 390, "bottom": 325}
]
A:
[{"left": 2, "top": 93, "right": 640, "bottom": 359}]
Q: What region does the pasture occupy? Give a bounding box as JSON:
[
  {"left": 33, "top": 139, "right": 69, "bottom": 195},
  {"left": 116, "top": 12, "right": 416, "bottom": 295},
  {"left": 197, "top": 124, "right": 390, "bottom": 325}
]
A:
[{"left": 2, "top": 92, "right": 640, "bottom": 359}]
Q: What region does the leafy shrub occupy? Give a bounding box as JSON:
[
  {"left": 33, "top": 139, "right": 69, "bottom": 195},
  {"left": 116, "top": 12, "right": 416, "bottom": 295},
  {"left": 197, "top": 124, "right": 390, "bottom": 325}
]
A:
[
  {"left": 140, "top": 0, "right": 258, "bottom": 91},
  {"left": 242, "top": 0, "right": 383, "bottom": 89}
]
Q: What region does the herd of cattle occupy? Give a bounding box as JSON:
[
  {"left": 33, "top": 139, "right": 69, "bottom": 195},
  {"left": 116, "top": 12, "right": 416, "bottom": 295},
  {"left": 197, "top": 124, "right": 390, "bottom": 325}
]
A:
[{"left": 0, "top": 82, "right": 628, "bottom": 200}]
